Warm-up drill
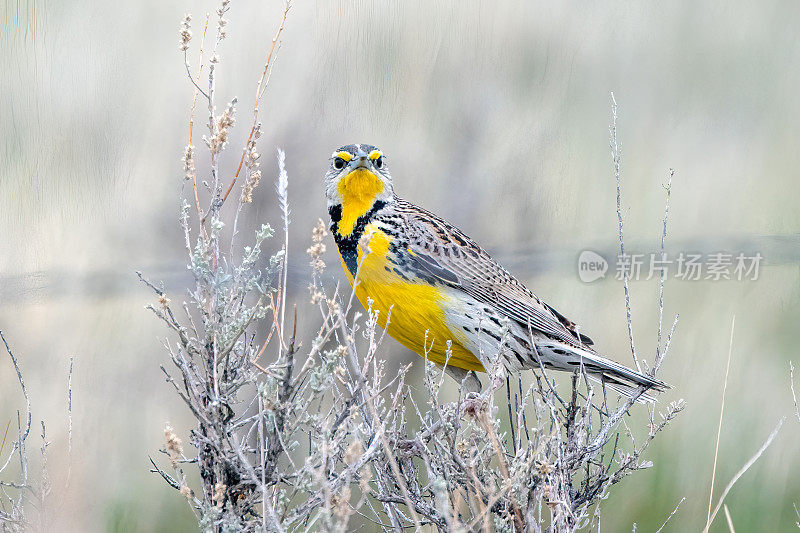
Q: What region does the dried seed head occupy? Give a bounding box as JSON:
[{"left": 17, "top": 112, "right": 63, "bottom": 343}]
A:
[
  {"left": 307, "top": 219, "right": 329, "bottom": 272},
  {"left": 309, "top": 289, "right": 325, "bottom": 305},
  {"left": 344, "top": 440, "right": 363, "bottom": 465},
  {"left": 182, "top": 144, "right": 195, "bottom": 181},
  {"left": 536, "top": 460, "right": 553, "bottom": 476},
  {"left": 207, "top": 100, "right": 237, "bottom": 154},
  {"left": 307, "top": 242, "right": 326, "bottom": 261},
  {"left": 456, "top": 440, "right": 469, "bottom": 455},
  {"left": 217, "top": 0, "right": 231, "bottom": 19},
  {"left": 331, "top": 486, "right": 351, "bottom": 518},
  {"left": 312, "top": 218, "right": 327, "bottom": 243},
  {"left": 164, "top": 424, "right": 183, "bottom": 466},
  {"left": 179, "top": 14, "right": 192, "bottom": 51},
  {"left": 242, "top": 169, "right": 261, "bottom": 203},
  {"left": 217, "top": 102, "right": 235, "bottom": 130},
  {"left": 245, "top": 144, "right": 260, "bottom": 169},
  {"left": 216, "top": 2, "right": 230, "bottom": 39},
  {"left": 358, "top": 232, "right": 372, "bottom": 255},
  {"left": 213, "top": 482, "right": 227, "bottom": 508}
]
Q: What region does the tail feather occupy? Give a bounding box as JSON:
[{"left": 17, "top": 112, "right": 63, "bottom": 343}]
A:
[
  {"left": 586, "top": 376, "right": 658, "bottom": 404},
  {"left": 534, "top": 341, "right": 668, "bottom": 402}
]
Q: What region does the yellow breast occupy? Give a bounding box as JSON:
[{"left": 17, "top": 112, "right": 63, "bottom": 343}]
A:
[{"left": 339, "top": 226, "right": 484, "bottom": 372}]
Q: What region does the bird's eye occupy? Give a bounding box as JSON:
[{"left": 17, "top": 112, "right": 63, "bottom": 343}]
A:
[
  {"left": 333, "top": 157, "right": 346, "bottom": 170},
  {"left": 374, "top": 156, "right": 384, "bottom": 169}
]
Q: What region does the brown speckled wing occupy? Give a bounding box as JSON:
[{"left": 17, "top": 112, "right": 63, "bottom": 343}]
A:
[{"left": 392, "top": 197, "right": 594, "bottom": 348}]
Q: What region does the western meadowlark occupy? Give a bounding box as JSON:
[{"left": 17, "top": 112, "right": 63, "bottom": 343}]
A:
[{"left": 325, "top": 143, "right": 666, "bottom": 399}]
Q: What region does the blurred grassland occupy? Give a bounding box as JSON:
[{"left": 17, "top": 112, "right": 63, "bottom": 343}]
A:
[{"left": 2, "top": 0, "right": 800, "bottom": 531}]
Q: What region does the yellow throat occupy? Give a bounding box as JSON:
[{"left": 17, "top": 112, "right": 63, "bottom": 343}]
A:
[{"left": 336, "top": 168, "right": 384, "bottom": 236}]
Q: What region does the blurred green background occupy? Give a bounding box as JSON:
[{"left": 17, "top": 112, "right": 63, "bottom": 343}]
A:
[{"left": 2, "top": 0, "right": 799, "bottom": 531}]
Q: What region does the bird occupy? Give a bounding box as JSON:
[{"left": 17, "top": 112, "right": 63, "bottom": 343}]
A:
[{"left": 324, "top": 143, "right": 666, "bottom": 400}]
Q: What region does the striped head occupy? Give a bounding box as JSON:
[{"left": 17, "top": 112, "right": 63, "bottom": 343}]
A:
[{"left": 325, "top": 143, "right": 394, "bottom": 236}]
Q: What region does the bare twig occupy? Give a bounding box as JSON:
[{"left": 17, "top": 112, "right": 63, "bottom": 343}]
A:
[
  {"left": 654, "top": 169, "right": 673, "bottom": 373},
  {"left": 1, "top": 332, "right": 31, "bottom": 445},
  {"left": 655, "top": 496, "right": 685, "bottom": 533},
  {"left": 1, "top": 335, "right": 73, "bottom": 531},
  {"left": 654, "top": 314, "right": 678, "bottom": 376},
  {"left": 219, "top": 0, "right": 291, "bottom": 208},
  {"left": 186, "top": 13, "right": 210, "bottom": 225},
  {"left": 610, "top": 92, "right": 640, "bottom": 373}
]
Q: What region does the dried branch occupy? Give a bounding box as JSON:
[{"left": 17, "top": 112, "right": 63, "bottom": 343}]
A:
[
  {"left": 655, "top": 497, "right": 686, "bottom": 533},
  {"left": 1, "top": 334, "right": 74, "bottom": 532},
  {"left": 219, "top": 0, "right": 291, "bottom": 209},
  {"left": 653, "top": 169, "right": 674, "bottom": 375},
  {"left": 610, "top": 92, "right": 640, "bottom": 373}
]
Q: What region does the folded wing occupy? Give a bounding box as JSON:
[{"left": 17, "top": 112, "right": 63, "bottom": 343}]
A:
[{"left": 393, "top": 198, "right": 594, "bottom": 349}]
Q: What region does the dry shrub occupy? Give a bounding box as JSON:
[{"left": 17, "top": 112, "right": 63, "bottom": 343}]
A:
[{"left": 142, "top": 3, "right": 684, "bottom": 532}]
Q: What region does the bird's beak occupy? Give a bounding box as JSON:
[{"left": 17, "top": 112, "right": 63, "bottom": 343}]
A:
[{"left": 350, "top": 149, "right": 370, "bottom": 170}]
